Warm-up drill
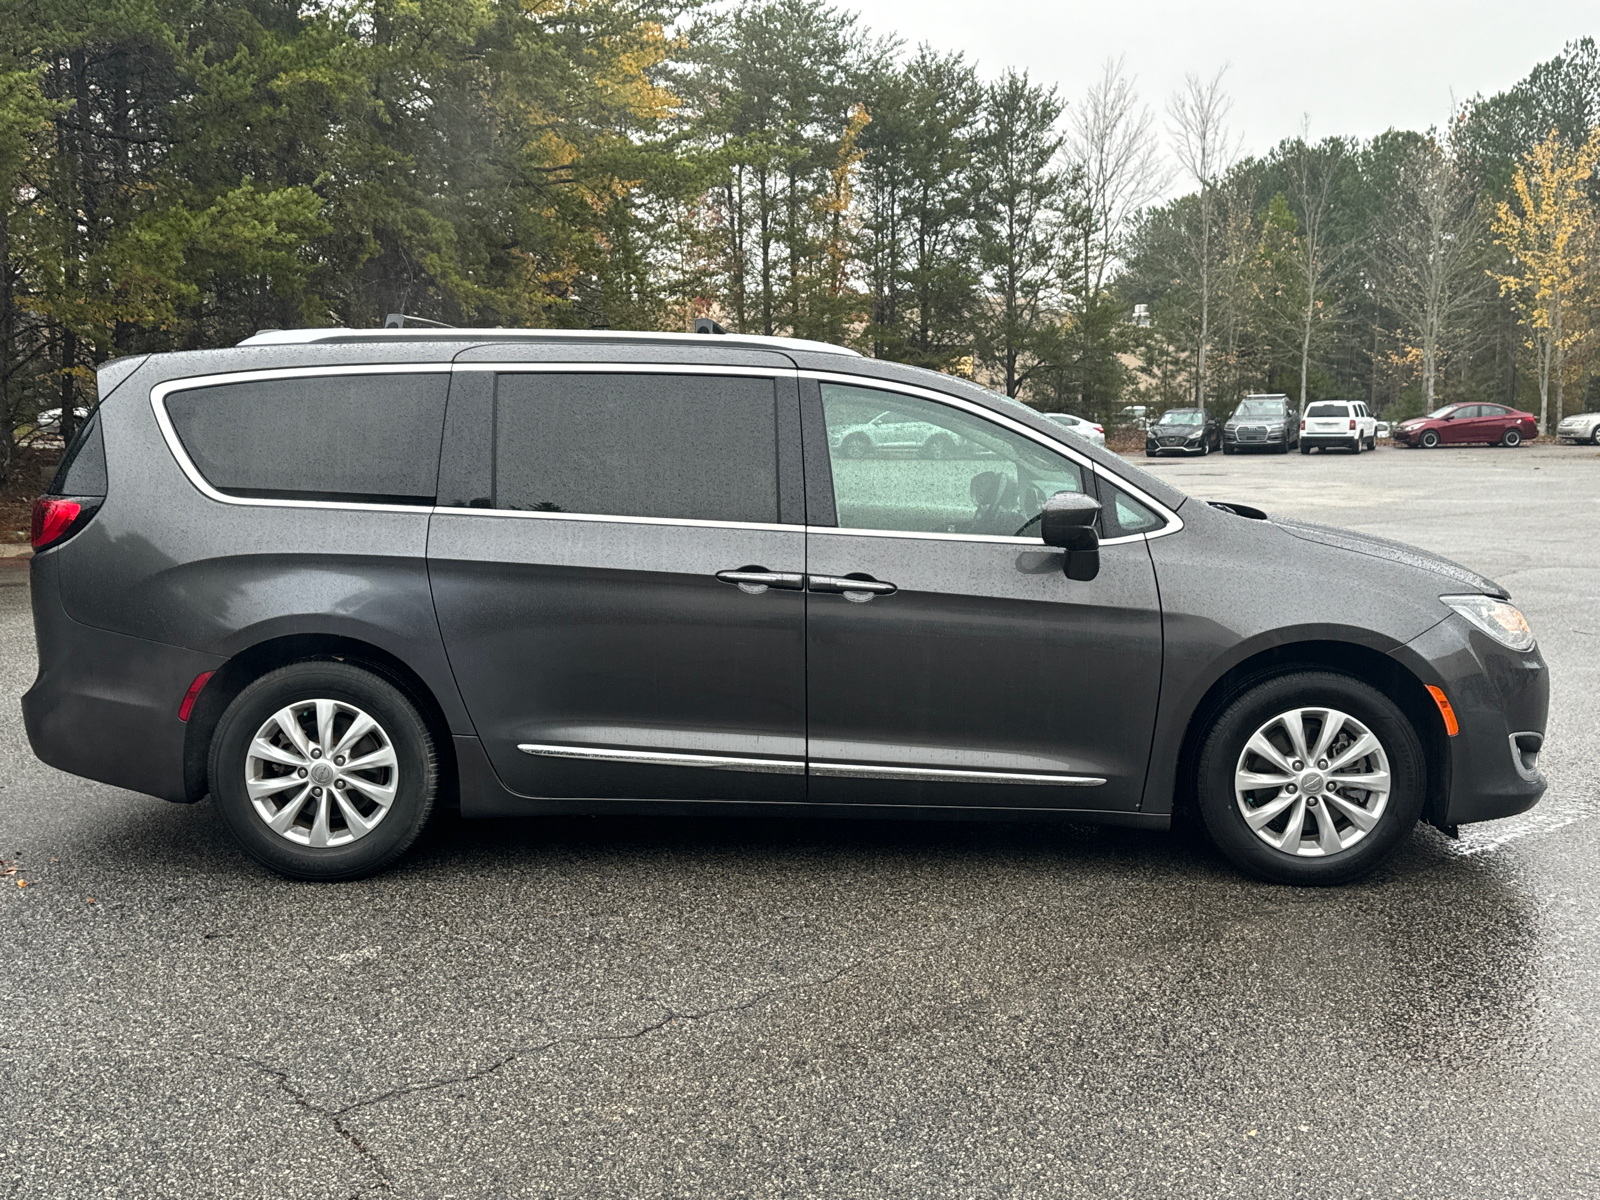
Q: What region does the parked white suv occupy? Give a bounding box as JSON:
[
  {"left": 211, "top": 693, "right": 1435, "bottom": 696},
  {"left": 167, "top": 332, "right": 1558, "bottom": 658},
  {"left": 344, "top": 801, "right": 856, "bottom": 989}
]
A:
[{"left": 1301, "top": 401, "right": 1378, "bottom": 454}]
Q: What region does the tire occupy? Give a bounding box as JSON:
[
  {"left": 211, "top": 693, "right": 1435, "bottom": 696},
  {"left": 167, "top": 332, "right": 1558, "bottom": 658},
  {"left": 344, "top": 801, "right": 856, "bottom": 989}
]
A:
[
  {"left": 1222, "top": 444, "right": 1235, "bottom": 455},
  {"left": 1351, "top": 437, "right": 1361, "bottom": 455},
  {"left": 208, "top": 661, "right": 440, "bottom": 881},
  {"left": 842, "top": 434, "right": 872, "bottom": 460},
  {"left": 1195, "top": 671, "right": 1425, "bottom": 885},
  {"left": 1300, "top": 445, "right": 1311, "bottom": 455},
  {"left": 1199, "top": 440, "right": 1209, "bottom": 456},
  {"left": 1501, "top": 428, "right": 1522, "bottom": 447},
  {"left": 1590, "top": 426, "right": 1600, "bottom": 446},
  {"left": 921, "top": 434, "right": 955, "bottom": 460},
  {"left": 1145, "top": 450, "right": 1157, "bottom": 458},
  {"left": 1419, "top": 429, "right": 1440, "bottom": 448}
]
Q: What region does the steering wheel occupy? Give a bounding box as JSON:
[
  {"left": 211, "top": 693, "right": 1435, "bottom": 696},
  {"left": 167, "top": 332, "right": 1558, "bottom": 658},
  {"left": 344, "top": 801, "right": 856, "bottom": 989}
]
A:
[
  {"left": 1010, "top": 483, "right": 1047, "bottom": 537},
  {"left": 969, "top": 471, "right": 1019, "bottom": 534}
]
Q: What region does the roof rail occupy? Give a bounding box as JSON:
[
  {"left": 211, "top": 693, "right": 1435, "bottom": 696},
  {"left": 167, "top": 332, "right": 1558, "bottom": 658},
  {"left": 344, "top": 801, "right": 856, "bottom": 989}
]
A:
[
  {"left": 236, "top": 325, "right": 861, "bottom": 357},
  {"left": 384, "top": 313, "right": 457, "bottom": 330}
]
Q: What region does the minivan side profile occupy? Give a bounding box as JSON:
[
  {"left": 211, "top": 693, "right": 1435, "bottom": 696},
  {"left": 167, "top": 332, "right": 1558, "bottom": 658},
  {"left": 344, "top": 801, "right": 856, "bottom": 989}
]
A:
[{"left": 23, "top": 328, "right": 1548, "bottom": 885}]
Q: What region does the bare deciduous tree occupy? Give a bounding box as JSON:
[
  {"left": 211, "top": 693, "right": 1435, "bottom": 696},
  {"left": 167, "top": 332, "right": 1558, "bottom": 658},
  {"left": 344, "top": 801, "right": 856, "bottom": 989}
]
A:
[
  {"left": 1069, "top": 57, "right": 1169, "bottom": 297},
  {"left": 1282, "top": 125, "right": 1351, "bottom": 414},
  {"left": 1375, "top": 138, "right": 1489, "bottom": 410},
  {"left": 1167, "top": 68, "right": 1238, "bottom": 409}
]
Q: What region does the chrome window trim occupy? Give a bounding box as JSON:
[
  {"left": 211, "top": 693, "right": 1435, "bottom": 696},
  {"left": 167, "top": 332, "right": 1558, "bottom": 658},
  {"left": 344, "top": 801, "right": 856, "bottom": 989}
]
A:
[
  {"left": 150, "top": 365, "right": 451, "bottom": 514},
  {"left": 518, "top": 743, "right": 804, "bottom": 775},
  {"left": 810, "top": 761, "right": 1105, "bottom": 787},
  {"left": 800, "top": 369, "right": 1184, "bottom": 541},
  {"left": 805, "top": 525, "right": 1145, "bottom": 548},
  {"left": 436, "top": 506, "right": 800, "bottom": 534}
]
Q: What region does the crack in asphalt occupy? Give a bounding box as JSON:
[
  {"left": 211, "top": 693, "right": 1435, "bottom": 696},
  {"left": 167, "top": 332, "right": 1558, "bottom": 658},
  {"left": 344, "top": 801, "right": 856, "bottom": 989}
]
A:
[
  {"left": 216, "top": 963, "right": 857, "bottom": 1192},
  {"left": 220, "top": 1056, "right": 396, "bottom": 1196}
]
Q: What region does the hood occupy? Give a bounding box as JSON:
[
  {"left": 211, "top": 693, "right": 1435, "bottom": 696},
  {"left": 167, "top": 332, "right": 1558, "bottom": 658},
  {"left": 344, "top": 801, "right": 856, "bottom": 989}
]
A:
[{"left": 1272, "top": 517, "right": 1509, "bottom": 599}]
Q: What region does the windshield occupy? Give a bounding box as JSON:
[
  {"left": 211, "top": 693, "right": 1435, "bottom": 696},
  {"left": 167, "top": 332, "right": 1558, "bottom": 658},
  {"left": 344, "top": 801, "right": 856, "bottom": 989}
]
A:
[
  {"left": 1157, "top": 411, "right": 1204, "bottom": 426},
  {"left": 1233, "top": 399, "right": 1286, "bottom": 418},
  {"left": 1424, "top": 405, "right": 1458, "bottom": 419}
]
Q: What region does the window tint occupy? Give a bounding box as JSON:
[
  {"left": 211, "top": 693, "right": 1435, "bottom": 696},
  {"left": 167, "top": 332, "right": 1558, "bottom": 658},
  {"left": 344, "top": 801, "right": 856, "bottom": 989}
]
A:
[
  {"left": 1481, "top": 405, "right": 1508, "bottom": 416},
  {"left": 494, "top": 373, "right": 778, "bottom": 523},
  {"left": 1305, "top": 403, "right": 1348, "bottom": 418},
  {"left": 820, "top": 383, "right": 1086, "bottom": 537},
  {"left": 1100, "top": 480, "right": 1162, "bottom": 538},
  {"left": 50, "top": 409, "right": 107, "bottom": 497},
  {"left": 167, "top": 374, "right": 448, "bottom": 504}
]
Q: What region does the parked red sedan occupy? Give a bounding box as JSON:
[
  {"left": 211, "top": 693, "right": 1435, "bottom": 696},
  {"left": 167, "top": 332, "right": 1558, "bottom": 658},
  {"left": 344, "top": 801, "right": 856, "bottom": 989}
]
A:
[{"left": 1392, "top": 403, "right": 1537, "bottom": 448}]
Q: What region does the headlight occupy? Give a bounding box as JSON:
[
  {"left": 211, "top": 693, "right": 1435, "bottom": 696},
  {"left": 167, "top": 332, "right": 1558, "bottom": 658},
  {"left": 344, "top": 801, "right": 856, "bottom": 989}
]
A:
[
  {"left": 1267, "top": 424, "right": 1285, "bottom": 434},
  {"left": 1440, "top": 594, "right": 1536, "bottom": 651}
]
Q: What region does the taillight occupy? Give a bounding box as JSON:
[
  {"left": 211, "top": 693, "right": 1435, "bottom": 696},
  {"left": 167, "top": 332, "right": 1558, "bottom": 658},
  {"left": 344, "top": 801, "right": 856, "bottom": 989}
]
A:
[
  {"left": 1348, "top": 419, "right": 1357, "bottom": 430},
  {"left": 1300, "top": 420, "right": 1306, "bottom": 430},
  {"left": 1092, "top": 425, "right": 1104, "bottom": 434},
  {"left": 31, "top": 498, "right": 83, "bottom": 549}
]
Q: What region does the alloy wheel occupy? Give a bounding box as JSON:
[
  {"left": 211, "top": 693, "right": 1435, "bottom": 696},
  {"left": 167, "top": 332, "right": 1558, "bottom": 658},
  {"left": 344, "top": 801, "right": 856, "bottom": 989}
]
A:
[
  {"left": 245, "top": 699, "right": 399, "bottom": 847},
  {"left": 1233, "top": 706, "right": 1391, "bottom": 858}
]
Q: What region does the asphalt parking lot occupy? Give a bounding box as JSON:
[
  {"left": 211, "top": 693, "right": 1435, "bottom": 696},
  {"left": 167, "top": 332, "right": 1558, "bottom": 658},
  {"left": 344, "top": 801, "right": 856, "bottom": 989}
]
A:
[{"left": 4, "top": 441, "right": 1599, "bottom": 1199}]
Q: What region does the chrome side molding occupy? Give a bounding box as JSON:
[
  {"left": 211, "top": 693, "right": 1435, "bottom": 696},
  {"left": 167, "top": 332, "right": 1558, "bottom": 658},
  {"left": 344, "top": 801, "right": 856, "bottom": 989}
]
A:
[{"left": 517, "top": 743, "right": 804, "bottom": 775}]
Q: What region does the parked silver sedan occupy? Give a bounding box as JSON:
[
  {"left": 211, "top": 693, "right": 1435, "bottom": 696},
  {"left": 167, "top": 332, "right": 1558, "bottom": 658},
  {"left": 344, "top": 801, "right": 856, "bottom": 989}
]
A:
[
  {"left": 1044, "top": 413, "right": 1107, "bottom": 448},
  {"left": 1557, "top": 412, "right": 1600, "bottom": 444}
]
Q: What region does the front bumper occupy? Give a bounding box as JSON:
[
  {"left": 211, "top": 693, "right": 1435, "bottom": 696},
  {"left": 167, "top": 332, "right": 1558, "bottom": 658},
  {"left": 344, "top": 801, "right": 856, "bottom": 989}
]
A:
[
  {"left": 1223, "top": 427, "right": 1290, "bottom": 449},
  {"left": 1391, "top": 614, "right": 1549, "bottom": 826},
  {"left": 1147, "top": 438, "right": 1206, "bottom": 454}
]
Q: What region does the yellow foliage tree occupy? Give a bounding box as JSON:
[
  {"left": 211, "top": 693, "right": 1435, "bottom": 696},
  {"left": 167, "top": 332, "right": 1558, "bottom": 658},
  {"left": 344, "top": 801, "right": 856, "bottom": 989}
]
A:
[{"left": 1490, "top": 126, "right": 1600, "bottom": 434}]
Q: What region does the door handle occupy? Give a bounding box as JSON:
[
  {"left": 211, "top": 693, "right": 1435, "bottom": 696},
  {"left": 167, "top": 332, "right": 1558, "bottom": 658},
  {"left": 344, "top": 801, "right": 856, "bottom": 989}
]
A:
[
  {"left": 716, "top": 568, "right": 805, "bottom": 595},
  {"left": 808, "top": 574, "right": 898, "bottom": 602}
]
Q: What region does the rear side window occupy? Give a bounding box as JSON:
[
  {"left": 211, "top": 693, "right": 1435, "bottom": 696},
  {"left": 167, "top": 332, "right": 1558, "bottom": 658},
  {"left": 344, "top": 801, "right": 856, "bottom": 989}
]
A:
[
  {"left": 1306, "top": 403, "right": 1348, "bottom": 418},
  {"left": 165, "top": 373, "right": 448, "bottom": 504},
  {"left": 49, "top": 410, "right": 108, "bottom": 497},
  {"left": 493, "top": 373, "right": 778, "bottom": 523}
]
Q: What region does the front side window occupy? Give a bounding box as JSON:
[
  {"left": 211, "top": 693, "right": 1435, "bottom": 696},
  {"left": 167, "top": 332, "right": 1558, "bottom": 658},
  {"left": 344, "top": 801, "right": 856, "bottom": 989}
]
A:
[
  {"left": 166, "top": 373, "right": 448, "bottom": 504},
  {"left": 820, "top": 383, "right": 1087, "bottom": 537},
  {"left": 494, "top": 373, "right": 779, "bottom": 524}
]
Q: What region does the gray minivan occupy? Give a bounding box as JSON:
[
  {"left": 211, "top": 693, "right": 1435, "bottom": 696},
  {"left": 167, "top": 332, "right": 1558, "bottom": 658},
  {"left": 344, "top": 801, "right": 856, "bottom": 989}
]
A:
[{"left": 23, "top": 328, "right": 1548, "bottom": 885}]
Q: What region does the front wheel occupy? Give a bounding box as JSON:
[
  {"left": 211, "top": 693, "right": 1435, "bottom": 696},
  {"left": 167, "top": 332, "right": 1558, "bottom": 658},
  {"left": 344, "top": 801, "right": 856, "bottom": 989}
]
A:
[
  {"left": 1590, "top": 426, "right": 1600, "bottom": 446},
  {"left": 209, "top": 661, "right": 440, "bottom": 881},
  {"left": 1501, "top": 428, "right": 1522, "bottom": 447},
  {"left": 841, "top": 434, "right": 873, "bottom": 460},
  {"left": 1195, "top": 671, "right": 1425, "bottom": 885},
  {"left": 1419, "top": 429, "right": 1440, "bottom": 448}
]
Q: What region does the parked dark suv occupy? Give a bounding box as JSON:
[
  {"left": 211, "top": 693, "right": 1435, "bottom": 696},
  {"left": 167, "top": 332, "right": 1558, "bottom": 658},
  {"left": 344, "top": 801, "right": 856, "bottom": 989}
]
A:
[{"left": 24, "top": 328, "right": 1548, "bottom": 886}]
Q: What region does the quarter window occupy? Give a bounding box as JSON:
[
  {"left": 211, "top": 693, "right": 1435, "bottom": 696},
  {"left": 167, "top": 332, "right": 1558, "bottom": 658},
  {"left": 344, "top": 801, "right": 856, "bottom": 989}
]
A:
[
  {"left": 819, "top": 383, "right": 1087, "bottom": 537},
  {"left": 493, "top": 373, "right": 779, "bottom": 523},
  {"left": 166, "top": 373, "right": 448, "bottom": 504}
]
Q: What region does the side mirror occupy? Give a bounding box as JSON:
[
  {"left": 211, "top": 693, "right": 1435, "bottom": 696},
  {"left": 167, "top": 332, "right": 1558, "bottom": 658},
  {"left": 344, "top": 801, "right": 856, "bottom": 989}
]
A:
[{"left": 1040, "top": 491, "right": 1101, "bottom": 581}]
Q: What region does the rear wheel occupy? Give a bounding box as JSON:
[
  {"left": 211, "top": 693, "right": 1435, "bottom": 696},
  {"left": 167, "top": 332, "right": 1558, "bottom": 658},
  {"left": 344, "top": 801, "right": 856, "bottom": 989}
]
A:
[
  {"left": 1196, "top": 671, "right": 1424, "bottom": 885},
  {"left": 1501, "top": 428, "right": 1522, "bottom": 447},
  {"left": 209, "top": 661, "right": 439, "bottom": 881}
]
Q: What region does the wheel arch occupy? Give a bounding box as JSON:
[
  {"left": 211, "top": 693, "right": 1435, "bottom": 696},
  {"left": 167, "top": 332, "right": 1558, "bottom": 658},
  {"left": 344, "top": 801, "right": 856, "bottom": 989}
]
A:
[
  {"left": 182, "top": 632, "right": 459, "bottom": 806},
  {"left": 1167, "top": 639, "right": 1451, "bottom": 830}
]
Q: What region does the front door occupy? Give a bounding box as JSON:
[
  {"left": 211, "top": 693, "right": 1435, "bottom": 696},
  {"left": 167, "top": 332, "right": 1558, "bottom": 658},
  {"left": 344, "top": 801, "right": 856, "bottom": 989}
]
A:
[
  {"left": 802, "top": 380, "right": 1165, "bottom": 812},
  {"left": 429, "top": 365, "right": 807, "bottom": 803}
]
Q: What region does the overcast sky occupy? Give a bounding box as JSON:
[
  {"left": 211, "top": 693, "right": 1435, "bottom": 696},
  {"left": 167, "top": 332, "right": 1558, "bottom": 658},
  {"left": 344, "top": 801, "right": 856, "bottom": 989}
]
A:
[{"left": 846, "top": 0, "right": 1595, "bottom": 159}]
